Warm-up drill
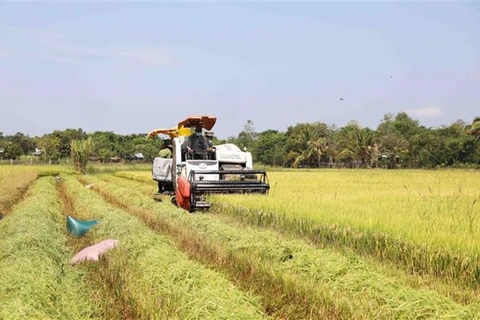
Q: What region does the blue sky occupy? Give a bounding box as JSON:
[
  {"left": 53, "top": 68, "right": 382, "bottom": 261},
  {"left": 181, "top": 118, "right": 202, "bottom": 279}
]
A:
[{"left": 1, "top": 1, "right": 479, "bottom": 139}]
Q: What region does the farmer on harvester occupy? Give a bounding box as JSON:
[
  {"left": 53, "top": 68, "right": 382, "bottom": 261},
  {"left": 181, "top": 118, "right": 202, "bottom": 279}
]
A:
[{"left": 181, "top": 125, "right": 208, "bottom": 160}]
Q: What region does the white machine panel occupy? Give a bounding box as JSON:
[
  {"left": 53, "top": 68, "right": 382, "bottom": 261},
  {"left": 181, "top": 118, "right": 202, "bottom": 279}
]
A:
[{"left": 185, "top": 160, "right": 220, "bottom": 181}]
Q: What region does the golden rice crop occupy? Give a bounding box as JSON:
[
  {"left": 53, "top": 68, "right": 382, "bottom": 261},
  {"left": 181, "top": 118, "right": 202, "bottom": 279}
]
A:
[
  {"left": 0, "top": 167, "right": 38, "bottom": 214},
  {"left": 208, "top": 170, "right": 480, "bottom": 287},
  {"left": 114, "top": 171, "right": 153, "bottom": 184},
  {"left": 110, "top": 170, "right": 480, "bottom": 301},
  {"left": 218, "top": 170, "right": 480, "bottom": 255},
  {"left": 84, "top": 174, "right": 480, "bottom": 319},
  {"left": 112, "top": 169, "right": 480, "bottom": 278}
]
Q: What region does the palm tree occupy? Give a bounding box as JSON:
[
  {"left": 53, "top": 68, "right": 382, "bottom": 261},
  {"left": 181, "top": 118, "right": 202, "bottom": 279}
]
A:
[
  {"left": 322, "top": 138, "right": 338, "bottom": 168},
  {"left": 286, "top": 122, "right": 334, "bottom": 168},
  {"left": 466, "top": 117, "right": 480, "bottom": 143},
  {"left": 285, "top": 151, "right": 300, "bottom": 168},
  {"left": 292, "top": 146, "right": 316, "bottom": 168},
  {"left": 288, "top": 124, "right": 319, "bottom": 168},
  {"left": 292, "top": 138, "right": 324, "bottom": 168},
  {"left": 339, "top": 129, "right": 376, "bottom": 168}
]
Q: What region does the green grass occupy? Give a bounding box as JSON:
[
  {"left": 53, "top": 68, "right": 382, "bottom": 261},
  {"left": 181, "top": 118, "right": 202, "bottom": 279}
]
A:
[
  {"left": 60, "top": 175, "right": 268, "bottom": 320},
  {"left": 0, "top": 177, "right": 100, "bottom": 320}
]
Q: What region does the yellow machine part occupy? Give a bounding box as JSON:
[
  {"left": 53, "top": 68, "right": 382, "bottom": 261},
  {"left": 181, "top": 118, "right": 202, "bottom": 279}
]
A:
[{"left": 146, "top": 126, "right": 193, "bottom": 140}]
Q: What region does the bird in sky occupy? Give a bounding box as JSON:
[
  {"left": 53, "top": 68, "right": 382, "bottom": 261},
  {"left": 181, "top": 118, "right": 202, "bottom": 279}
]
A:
[{"left": 339, "top": 97, "right": 345, "bottom": 101}]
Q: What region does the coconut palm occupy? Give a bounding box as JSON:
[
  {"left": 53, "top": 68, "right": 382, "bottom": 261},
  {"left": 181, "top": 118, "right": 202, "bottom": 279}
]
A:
[
  {"left": 466, "top": 117, "right": 480, "bottom": 143},
  {"left": 286, "top": 122, "right": 333, "bottom": 168},
  {"left": 292, "top": 138, "right": 324, "bottom": 168},
  {"left": 339, "top": 129, "right": 376, "bottom": 168}
]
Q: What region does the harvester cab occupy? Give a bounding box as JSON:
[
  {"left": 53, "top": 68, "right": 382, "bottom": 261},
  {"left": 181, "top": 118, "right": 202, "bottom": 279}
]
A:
[{"left": 147, "top": 115, "right": 270, "bottom": 212}]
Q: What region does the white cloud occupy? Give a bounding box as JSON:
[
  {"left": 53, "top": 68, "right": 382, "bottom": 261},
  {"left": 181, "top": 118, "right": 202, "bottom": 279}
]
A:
[
  {"left": 0, "top": 51, "right": 12, "bottom": 59},
  {"left": 33, "top": 53, "right": 83, "bottom": 65},
  {"left": 4, "top": 26, "right": 176, "bottom": 67},
  {"left": 46, "top": 41, "right": 101, "bottom": 56},
  {"left": 5, "top": 26, "right": 65, "bottom": 41},
  {"left": 120, "top": 49, "right": 173, "bottom": 67},
  {"left": 34, "top": 31, "right": 66, "bottom": 41},
  {"left": 405, "top": 107, "right": 443, "bottom": 118}
]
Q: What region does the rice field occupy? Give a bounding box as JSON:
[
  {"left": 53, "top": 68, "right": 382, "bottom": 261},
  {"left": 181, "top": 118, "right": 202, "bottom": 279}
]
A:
[
  {"left": 0, "top": 167, "right": 38, "bottom": 214},
  {"left": 216, "top": 170, "right": 480, "bottom": 255},
  {"left": 210, "top": 170, "right": 480, "bottom": 288},
  {"left": 1, "top": 165, "right": 480, "bottom": 319}
]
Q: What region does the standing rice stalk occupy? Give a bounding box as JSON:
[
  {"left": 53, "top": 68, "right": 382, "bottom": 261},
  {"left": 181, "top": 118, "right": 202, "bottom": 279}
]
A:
[{"left": 0, "top": 167, "right": 38, "bottom": 214}]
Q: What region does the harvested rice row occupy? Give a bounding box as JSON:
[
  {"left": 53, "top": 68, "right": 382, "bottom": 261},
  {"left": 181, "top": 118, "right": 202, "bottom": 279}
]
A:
[
  {"left": 86, "top": 174, "right": 480, "bottom": 319},
  {"left": 0, "top": 167, "right": 38, "bottom": 214},
  {"left": 56, "top": 181, "right": 135, "bottom": 320},
  {"left": 0, "top": 177, "right": 100, "bottom": 320},
  {"left": 61, "top": 175, "right": 268, "bottom": 320}
]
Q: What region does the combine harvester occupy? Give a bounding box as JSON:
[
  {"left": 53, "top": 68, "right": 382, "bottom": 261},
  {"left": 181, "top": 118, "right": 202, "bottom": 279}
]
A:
[{"left": 146, "top": 115, "right": 270, "bottom": 212}]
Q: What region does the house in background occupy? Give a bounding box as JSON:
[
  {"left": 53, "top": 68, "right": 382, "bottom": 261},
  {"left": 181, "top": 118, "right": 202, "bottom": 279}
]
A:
[
  {"left": 125, "top": 152, "right": 145, "bottom": 161},
  {"left": 126, "top": 152, "right": 145, "bottom": 161},
  {"left": 133, "top": 153, "right": 144, "bottom": 160},
  {"left": 31, "top": 147, "right": 45, "bottom": 156}
]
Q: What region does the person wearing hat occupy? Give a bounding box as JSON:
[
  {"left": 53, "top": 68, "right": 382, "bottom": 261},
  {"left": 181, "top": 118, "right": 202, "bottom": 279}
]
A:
[
  {"left": 157, "top": 142, "right": 173, "bottom": 194},
  {"left": 181, "top": 124, "right": 208, "bottom": 159},
  {"left": 158, "top": 141, "right": 173, "bottom": 159}
]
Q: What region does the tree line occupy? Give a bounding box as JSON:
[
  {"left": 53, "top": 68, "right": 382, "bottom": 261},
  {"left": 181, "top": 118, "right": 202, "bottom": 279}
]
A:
[
  {"left": 1, "top": 112, "right": 479, "bottom": 168},
  {"left": 228, "top": 113, "right": 480, "bottom": 169},
  {"left": 0, "top": 129, "right": 163, "bottom": 163}
]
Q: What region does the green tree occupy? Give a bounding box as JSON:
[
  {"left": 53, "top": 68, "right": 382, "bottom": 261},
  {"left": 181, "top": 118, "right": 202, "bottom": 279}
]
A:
[
  {"left": 410, "top": 131, "right": 444, "bottom": 168},
  {"left": 3, "top": 142, "right": 23, "bottom": 160},
  {"left": 37, "top": 134, "right": 61, "bottom": 162},
  {"left": 236, "top": 120, "right": 257, "bottom": 151},
  {"left": 51, "top": 128, "right": 87, "bottom": 158},
  {"left": 252, "top": 130, "right": 286, "bottom": 166},
  {"left": 293, "top": 138, "right": 325, "bottom": 168},
  {"left": 89, "top": 131, "right": 120, "bottom": 162},
  {"left": 338, "top": 125, "right": 377, "bottom": 168},
  {"left": 466, "top": 117, "right": 480, "bottom": 143},
  {"left": 439, "top": 120, "right": 478, "bottom": 166},
  {"left": 284, "top": 122, "right": 330, "bottom": 167},
  {"left": 11, "top": 132, "right": 35, "bottom": 155},
  {"left": 377, "top": 114, "right": 411, "bottom": 168}
]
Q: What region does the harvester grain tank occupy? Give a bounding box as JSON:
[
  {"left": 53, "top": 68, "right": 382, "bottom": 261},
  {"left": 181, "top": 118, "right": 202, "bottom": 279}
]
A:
[{"left": 147, "top": 115, "right": 270, "bottom": 212}]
